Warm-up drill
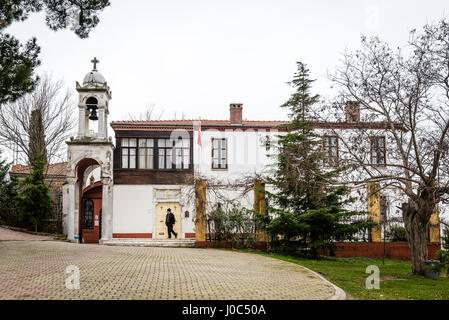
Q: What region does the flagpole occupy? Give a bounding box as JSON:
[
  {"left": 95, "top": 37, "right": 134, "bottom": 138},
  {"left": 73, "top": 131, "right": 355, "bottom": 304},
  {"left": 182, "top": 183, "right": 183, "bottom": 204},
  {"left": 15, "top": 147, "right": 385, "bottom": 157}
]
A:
[
  {"left": 198, "top": 119, "right": 201, "bottom": 173},
  {"left": 195, "top": 119, "right": 202, "bottom": 174}
]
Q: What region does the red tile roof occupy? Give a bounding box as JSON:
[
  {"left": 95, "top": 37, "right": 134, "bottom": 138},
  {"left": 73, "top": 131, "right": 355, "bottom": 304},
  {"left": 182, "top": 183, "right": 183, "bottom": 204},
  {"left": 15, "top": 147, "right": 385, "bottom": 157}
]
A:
[
  {"left": 111, "top": 119, "right": 290, "bottom": 126},
  {"left": 10, "top": 162, "right": 67, "bottom": 176},
  {"left": 110, "top": 119, "right": 404, "bottom": 131}
]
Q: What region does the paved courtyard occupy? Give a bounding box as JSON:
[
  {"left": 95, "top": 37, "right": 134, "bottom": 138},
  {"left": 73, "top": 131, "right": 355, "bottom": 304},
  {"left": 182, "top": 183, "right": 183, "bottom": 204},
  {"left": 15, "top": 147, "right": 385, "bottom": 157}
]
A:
[{"left": 0, "top": 228, "right": 341, "bottom": 300}]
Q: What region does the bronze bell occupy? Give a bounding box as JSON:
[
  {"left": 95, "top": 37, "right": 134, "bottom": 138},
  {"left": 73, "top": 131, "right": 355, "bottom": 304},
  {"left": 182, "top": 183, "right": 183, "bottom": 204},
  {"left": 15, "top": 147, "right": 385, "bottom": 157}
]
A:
[{"left": 89, "top": 107, "right": 98, "bottom": 121}]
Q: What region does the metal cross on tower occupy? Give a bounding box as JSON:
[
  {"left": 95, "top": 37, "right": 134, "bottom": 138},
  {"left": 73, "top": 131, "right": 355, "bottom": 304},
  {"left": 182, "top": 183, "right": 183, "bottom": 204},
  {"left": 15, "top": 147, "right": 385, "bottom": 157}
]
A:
[{"left": 91, "top": 57, "right": 99, "bottom": 70}]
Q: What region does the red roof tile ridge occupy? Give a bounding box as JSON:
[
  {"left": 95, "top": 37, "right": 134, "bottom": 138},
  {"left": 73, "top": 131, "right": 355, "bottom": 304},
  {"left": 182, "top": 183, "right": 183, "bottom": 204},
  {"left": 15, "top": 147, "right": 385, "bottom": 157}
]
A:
[
  {"left": 10, "top": 162, "right": 68, "bottom": 174},
  {"left": 111, "top": 119, "right": 289, "bottom": 124},
  {"left": 112, "top": 119, "right": 228, "bottom": 123}
]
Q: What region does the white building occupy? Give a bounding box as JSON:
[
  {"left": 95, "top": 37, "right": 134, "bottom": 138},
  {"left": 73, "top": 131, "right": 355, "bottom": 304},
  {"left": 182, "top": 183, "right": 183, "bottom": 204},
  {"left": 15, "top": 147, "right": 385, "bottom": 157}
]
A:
[{"left": 62, "top": 61, "right": 441, "bottom": 245}]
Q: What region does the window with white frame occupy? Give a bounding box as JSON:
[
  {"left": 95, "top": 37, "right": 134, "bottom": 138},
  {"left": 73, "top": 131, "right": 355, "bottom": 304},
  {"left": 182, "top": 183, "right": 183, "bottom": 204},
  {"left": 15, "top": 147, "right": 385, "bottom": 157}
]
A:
[
  {"left": 370, "top": 136, "right": 386, "bottom": 165},
  {"left": 212, "top": 138, "right": 227, "bottom": 169},
  {"left": 158, "top": 138, "right": 190, "bottom": 169},
  {"left": 174, "top": 137, "right": 190, "bottom": 169},
  {"left": 158, "top": 138, "right": 173, "bottom": 169},
  {"left": 138, "top": 139, "right": 154, "bottom": 169},
  {"left": 323, "top": 135, "right": 339, "bottom": 167},
  {"left": 121, "top": 138, "right": 137, "bottom": 169}
]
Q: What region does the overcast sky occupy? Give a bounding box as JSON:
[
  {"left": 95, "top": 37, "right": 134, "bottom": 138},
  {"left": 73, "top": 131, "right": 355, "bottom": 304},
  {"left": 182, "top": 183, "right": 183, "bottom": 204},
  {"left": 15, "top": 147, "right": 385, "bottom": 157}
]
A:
[{"left": 6, "top": 0, "right": 449, "bottom": 126}]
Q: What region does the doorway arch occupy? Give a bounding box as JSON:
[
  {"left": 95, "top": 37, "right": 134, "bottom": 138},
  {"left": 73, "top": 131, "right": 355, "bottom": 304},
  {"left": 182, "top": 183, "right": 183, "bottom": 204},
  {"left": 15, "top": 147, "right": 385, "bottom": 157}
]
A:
[
  {"left": 76, "top": 158, "right": 103, "bottom": 243},
  {"left": 81, "top": 182, "right": 103, "bottom": 243}
]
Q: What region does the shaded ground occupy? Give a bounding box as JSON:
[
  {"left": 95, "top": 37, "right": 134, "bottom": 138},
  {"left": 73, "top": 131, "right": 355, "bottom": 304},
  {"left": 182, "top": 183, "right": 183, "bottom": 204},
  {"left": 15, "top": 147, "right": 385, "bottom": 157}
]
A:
[
  {"left": 0, "top": 226, "right": 53, "bottom": 241},
  {"left": 0, "top": 240, "right": 338, "bottom": 300}
]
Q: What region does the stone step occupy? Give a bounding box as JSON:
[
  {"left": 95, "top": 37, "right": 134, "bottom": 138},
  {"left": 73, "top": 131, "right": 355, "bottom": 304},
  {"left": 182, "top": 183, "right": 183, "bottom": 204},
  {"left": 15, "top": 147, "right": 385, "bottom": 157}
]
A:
[{"left": 101, "top": 238, "right": 196, "bottom": 248}]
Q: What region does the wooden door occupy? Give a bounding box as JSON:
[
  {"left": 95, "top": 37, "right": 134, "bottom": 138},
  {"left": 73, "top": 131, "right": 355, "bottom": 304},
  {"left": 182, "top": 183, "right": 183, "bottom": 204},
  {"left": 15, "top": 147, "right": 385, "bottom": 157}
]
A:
[
  {"left": 155, "top": 202, "right": 182, "bottom": 239},
  {"left": 82, "top": 198, "right": 102, "bottom": 243}
]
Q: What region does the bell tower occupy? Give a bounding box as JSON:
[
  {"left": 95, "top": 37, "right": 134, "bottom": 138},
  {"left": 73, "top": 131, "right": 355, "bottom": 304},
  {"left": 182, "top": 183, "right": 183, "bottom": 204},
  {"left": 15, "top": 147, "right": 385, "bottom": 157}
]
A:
[
  {"left": 75, "top": 57, "right": 111, "bottom": 140},
  {"left": 64, "top": 57, "right": 114, "bottom": 244}
]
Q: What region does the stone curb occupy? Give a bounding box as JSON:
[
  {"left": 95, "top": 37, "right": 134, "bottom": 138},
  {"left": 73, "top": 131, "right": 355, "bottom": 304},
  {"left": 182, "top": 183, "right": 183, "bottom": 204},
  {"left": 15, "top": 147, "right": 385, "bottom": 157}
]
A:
[
  {"left": 298, "top": 265, "right": 347, "bottom": 300},
  {"left": 258, "top": 253, "right": 347, "bottom": 300}
]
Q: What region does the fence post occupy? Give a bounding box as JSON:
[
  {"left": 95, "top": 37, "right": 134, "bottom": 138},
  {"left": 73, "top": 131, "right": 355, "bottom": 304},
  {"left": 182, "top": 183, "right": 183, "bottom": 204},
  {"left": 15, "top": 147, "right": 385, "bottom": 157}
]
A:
[
  {"left": 429, "top": 203, "right": 440, "bottom": 243},
  {"left": 195, "top": 179, "right": 207, "bottom": 244},
  {"left": 367, "top": 182, "right": 381, "bottom": 242},
  {"left": 254, "top": 179, "right": 267, "bottom": 242}
]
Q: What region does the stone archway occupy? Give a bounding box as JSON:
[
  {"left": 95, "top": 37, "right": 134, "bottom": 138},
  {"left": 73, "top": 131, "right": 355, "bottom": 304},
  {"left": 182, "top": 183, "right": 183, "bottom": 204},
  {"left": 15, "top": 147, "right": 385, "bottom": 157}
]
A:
[
  {"left": 81, "top": 181, "right": 103, "bottom": 243},
  {"left": 65, "top": 142, "right": 114, "bottom": 244},
  {"left": 76, "top": 158, "right": 101, "bottom": 243}
]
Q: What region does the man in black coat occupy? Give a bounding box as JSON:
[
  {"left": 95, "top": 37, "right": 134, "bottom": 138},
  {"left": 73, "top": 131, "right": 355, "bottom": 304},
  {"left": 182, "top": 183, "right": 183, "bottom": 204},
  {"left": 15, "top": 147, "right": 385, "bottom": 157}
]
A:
[{"left": 165, "top": 208, "right": 178, "bottom": 239}]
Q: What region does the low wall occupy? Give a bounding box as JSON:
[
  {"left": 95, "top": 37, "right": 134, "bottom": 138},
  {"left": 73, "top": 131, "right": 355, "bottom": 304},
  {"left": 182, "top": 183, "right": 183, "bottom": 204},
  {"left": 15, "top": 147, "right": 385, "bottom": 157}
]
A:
[
  {"left": 319, "top": 242, "right": 441, "bottom": 260},
  {"left": 195, "top": 241, "right": 268, "bottom": 251},
  {"left": 42, "top": 220, "right": 62, "bottom": 234}
]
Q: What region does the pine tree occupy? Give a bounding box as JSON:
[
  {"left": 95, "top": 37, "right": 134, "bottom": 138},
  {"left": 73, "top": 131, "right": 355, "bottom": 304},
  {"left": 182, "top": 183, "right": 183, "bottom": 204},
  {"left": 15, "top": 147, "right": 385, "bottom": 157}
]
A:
[
  {"left": 17, "top": 153, "right": 52, "bottom": 232},
  {"left": 442, "top": 225, "right": 449, "bottom": 251},
  {"left": 0, "top": 151, "right": 20, "bottom": 225},
  {"left": 0, "top": 1, "right": 110, "bottom": 104},
  {"left": 0, "top": 33, "right": 40, "bottom": 105},
  {"left": 268, "top": 62, "right": 324, "bottom": 212},
  {"left": 265, "top": 62, "right": 373, "bottom": 257}
]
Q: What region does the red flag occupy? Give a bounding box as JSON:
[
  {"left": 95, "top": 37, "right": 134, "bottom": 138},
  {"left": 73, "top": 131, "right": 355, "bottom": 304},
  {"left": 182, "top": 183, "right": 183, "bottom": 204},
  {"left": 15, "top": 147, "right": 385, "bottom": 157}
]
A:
[{"left": 197, "top": 121, "right": 202, "bottom": 147}]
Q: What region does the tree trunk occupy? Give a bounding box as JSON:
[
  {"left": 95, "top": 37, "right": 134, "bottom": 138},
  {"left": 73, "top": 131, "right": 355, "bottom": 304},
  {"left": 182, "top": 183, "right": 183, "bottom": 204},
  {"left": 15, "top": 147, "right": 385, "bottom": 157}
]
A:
[
  {"left": 29, "top": 109, "right": 47, "bottom": 165},
  {"left": 403, "top": 202, "right": 429, "bottom": 275},
  {"left": 408, "top": 217, "right": 428, "bottom": 274}
]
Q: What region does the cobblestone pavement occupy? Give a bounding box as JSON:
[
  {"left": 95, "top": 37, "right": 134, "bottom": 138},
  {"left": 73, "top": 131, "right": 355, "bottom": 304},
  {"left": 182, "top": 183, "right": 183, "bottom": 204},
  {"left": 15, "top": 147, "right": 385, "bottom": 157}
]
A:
[
  {"left": 0, "top": 240, "right": 337, "bottom": 300},
  {"left": 0, "top": 227, "right": 53, "bottom": 241}
]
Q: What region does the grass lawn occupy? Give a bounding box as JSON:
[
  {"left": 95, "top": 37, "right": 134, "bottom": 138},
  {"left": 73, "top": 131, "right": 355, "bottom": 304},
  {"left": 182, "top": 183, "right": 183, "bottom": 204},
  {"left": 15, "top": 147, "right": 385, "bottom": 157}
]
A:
[{"left": 242, "top": 250, "right": 449, "bottom": 300}]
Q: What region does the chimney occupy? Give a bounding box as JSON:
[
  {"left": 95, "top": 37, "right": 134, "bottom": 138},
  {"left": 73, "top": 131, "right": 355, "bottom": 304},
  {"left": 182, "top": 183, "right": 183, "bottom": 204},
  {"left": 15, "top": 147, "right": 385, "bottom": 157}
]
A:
[
  {"left": 230, "top": 103, "right": 243, "bottom": 124},
  {"left": 345, "top": 101, "right": 360, "bottom": 122}
]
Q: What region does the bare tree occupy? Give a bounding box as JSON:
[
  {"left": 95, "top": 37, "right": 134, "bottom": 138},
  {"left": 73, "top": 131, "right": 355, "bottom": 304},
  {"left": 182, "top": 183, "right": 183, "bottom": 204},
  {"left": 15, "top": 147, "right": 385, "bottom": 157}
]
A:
[
  {"left": 441, "top": 218, "right": 449, "bottom": 229},
  {"left": 326, "top": 19, "right": 449, "bottom": 274},
  {"left": 127, "top": 104, "right": 190, "bottom": 121},
  {"left": 183, "top": 174, "right": 258, "bottom": 214},
  {"left": 0, "top": 74, "right": 76, "bottom": 165},
  {"left": 172, "top": 110, "right": 187, "bottom": 120},
  {"left": 127, "top": 104, "right": 164, "bottom": 121}
]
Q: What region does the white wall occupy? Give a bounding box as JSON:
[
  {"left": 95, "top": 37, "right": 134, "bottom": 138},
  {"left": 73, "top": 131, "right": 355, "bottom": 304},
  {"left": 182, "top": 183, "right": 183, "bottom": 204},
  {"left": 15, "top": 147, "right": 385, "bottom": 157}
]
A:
[
  {"left": 109, "top": 124, "right": 448, "bottom": 238},
  {"left": 113, "top": 185, "right": 154, "bottom": 234},
  {"left": 190, "top": 125, "right": 428, "bottom": 232},
  {"left": 113, "top": 184, "right": 195, "bottom": 237},
  {"left": 179, "top": 185, "right": 196, "bottom": 235},
  {"left": 194, "top": 127, "right": 279, "bottom": 181}
]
